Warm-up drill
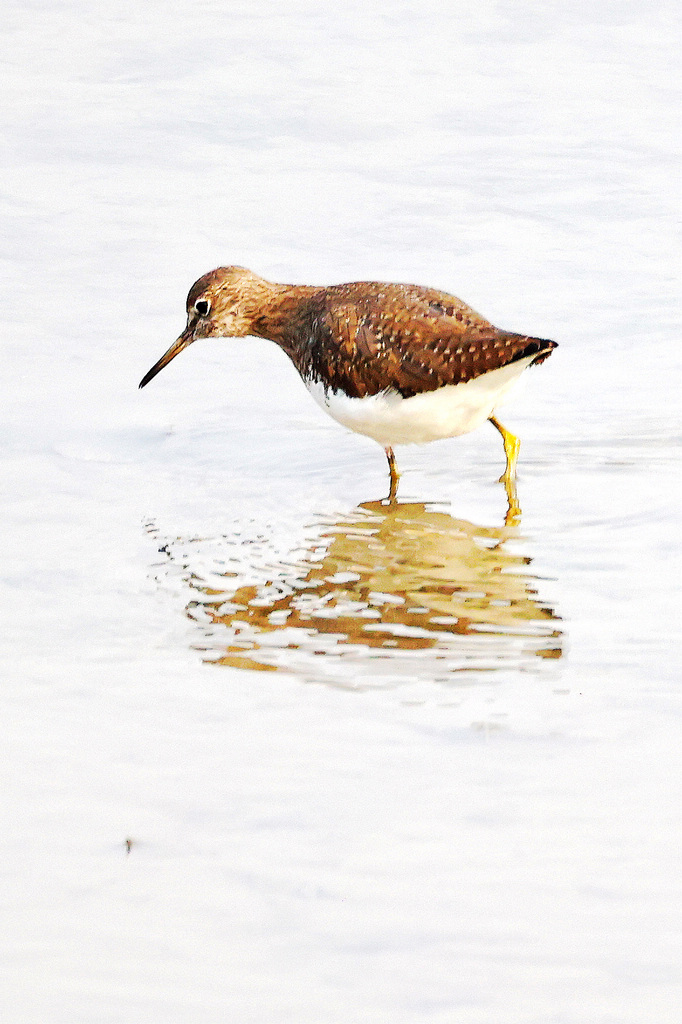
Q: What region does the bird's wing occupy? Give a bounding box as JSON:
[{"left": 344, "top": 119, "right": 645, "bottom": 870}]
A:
[{"left": 306, "top": 284, "right": 555, "bottom": 399}]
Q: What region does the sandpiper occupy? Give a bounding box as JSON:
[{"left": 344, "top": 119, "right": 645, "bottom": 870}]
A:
[{"left": 139, "top": 266, "right": 556, "bottom": 504}]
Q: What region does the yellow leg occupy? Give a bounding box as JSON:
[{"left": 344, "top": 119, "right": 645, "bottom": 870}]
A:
[
  {"left": 489, "top": 416, "right": 521, "bottom": 522},
  {"left": 385, "top": 446, "right": 400, "bottom": 504},
  {"left": 490, "top": 416, "right": 520, "bottom": 481}
]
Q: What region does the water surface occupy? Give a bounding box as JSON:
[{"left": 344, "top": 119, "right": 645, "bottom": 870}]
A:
[{"left": 150, "top": 501, "right": 563, "bottom": 684}]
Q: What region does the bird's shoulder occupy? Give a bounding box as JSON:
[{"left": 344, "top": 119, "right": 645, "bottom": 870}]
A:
[{"left": 318, "top": 281, "right": 490, "bottom": 335}]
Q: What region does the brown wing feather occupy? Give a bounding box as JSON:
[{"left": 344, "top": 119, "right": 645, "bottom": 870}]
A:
[{"left": 297, "top": 283, "right": 556, "bottom": 399}]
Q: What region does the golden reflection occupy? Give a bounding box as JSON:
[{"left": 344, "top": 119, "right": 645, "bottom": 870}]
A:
[{"left": 148, "top": 501, "right": 561, "bottom": 685}]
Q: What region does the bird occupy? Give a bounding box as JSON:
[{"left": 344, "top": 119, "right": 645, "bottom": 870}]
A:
[{"left": 139, "top": 266, "right": 557, "bottom": 507}]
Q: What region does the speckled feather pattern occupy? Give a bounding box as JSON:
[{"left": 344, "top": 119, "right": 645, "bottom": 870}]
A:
[{"left": 274, "top": 281, "right": 556, "bottom": 400}]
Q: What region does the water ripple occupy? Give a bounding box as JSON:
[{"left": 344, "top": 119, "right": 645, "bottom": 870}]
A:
[{"left": 147, "top": 500, "right": 562, "bottom": 688}]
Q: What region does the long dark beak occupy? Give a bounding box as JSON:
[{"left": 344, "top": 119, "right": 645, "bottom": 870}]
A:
[{"left": 139, "top": 328, "right": 194, "bottom": 388}]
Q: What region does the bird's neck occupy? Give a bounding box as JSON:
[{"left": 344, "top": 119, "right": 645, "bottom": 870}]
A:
[{"left": 247, "top": 279, "right": 318, "bottom": 355}]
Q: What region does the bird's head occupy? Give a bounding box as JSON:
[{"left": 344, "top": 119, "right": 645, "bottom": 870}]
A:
[{"left": 139, "top": 266, "right": 269, "bottom": 388}]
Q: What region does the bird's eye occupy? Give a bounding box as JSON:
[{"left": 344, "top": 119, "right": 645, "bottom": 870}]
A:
[{"left": 194, "top": 299, "right": 210, "bottom": 316}]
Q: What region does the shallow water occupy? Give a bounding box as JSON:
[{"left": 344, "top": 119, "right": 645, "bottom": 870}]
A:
[{"left": 1, "top": 1, "right": 680, "bottom": 1021}]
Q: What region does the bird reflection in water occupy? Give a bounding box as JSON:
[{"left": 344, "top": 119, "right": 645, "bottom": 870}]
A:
[{"left": 149, "top": 501, "right": 561, "bottom": 687}]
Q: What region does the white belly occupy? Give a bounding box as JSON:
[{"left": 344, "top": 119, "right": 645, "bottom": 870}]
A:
[{"left": 306, "top": 355, "right": 535, "bottom": 446}]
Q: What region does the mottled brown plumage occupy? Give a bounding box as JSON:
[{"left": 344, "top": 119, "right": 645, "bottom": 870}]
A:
[
  {"left": 278, "top": 280, "right": 554, "bottom": 400},
  {"left": 139, "top": 266, "right": 557, "bottom": 509}
]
